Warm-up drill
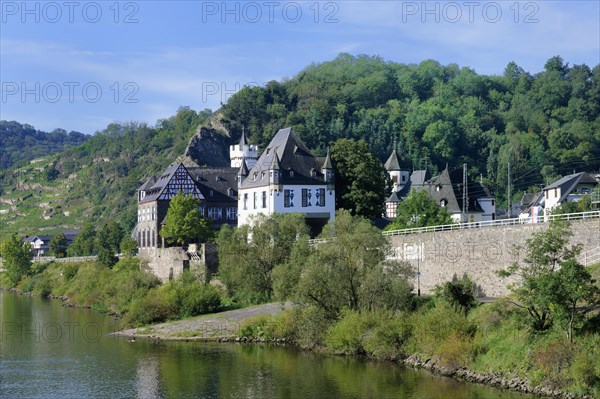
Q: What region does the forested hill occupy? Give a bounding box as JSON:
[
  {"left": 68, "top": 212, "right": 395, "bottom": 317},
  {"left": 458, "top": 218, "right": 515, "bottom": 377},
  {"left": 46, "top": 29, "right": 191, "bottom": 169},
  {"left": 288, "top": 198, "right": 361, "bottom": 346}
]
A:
[
  {"left": 0, "top": 108, "right": 214, "bottom": 239},
  {"left": 221, "top": 54, "right": 600, "bottom": 198},
  {"left": 0, "top": 121, "right": 89, "bottom": 170},
  {"left": 1, "top": 54, "right": 599, "bottom": 239}
]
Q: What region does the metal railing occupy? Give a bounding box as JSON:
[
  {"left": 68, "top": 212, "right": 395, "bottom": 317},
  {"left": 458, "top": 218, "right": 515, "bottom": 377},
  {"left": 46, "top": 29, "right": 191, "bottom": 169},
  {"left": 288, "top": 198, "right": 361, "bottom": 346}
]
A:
[
  {"left": 580, "top": 247, "right": 600, "bottom": 266},
  {"left": 382, "top": 210, "right": 600, "bottom": 237}
]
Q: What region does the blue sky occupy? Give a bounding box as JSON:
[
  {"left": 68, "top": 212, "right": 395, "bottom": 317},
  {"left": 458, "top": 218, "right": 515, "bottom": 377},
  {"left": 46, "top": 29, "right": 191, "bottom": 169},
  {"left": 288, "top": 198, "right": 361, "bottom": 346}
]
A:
[{"left": 1, "top": 1, "right": 599, "bottom": 134}]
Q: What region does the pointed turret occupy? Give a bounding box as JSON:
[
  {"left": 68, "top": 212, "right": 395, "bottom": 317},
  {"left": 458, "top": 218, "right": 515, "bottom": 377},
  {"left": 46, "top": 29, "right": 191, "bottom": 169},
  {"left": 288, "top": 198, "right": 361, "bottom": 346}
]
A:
[
  {"left": 385, "top": 149, "right": 409, "bottom": 192},
  {"left": 237, "top": 157, "right": 249, "bottom": 185},
  {"left": 322, "top": 147, "right": 334, "bottom": 189},
  {"left": 239, "top": 127, "right": 247, "bottom": 147},
  {"left": 269, "top": 150, "right": 282, "bottom": 191},
  {"left": 384, "top": 151, "right": 401, "bottom": 171}
]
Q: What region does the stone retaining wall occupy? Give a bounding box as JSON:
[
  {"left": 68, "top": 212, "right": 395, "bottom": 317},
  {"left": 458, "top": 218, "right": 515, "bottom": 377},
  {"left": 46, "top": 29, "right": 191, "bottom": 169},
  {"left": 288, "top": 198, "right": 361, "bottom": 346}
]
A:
[{"left": 387, "top": 218, "right": 600, "bottom": 297}]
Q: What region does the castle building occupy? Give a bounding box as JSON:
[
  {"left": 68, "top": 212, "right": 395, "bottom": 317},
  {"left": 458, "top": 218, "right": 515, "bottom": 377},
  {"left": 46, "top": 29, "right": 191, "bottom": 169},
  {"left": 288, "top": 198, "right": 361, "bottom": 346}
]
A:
[
  {"left": 236, "top": 127, "right": 335, "bottom": 236},
  {"left": 135, "top": 162, "right": 239, "bottom": 250}
]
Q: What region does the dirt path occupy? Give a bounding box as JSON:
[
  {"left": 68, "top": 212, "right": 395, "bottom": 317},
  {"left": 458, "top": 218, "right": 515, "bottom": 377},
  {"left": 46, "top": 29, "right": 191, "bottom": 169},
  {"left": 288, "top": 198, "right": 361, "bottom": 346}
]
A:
[{"left": 113, "top": 302, "right": 291, "bottom": 341}]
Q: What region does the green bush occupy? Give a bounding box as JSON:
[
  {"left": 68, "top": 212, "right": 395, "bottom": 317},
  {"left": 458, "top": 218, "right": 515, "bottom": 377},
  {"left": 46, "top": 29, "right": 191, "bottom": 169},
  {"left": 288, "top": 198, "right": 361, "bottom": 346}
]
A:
[{"left": 125, "top": 289, "right": 176, "bottom": 326}]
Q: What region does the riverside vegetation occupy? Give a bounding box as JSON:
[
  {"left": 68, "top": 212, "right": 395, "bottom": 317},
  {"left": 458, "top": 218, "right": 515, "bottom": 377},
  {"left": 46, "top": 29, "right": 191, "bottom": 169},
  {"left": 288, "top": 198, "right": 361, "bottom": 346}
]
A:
[{"left": 1, "top": 215, "right": 599, "bottom": 398}]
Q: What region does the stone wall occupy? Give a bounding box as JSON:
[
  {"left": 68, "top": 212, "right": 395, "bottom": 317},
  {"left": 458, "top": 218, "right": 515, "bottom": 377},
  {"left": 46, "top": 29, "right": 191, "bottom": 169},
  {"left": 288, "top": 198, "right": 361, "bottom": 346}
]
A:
[
  {"left": 139, "top": 244, "right": 214, "bottom": 283},
  {"left": 387, "top": 218, "right": 600, "bottom": 297}
]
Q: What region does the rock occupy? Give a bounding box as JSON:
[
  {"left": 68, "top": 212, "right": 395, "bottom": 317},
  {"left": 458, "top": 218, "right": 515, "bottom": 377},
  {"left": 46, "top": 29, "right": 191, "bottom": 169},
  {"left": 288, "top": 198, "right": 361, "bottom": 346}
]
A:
[{"left": 184, "top": 126, "right": 233, "bottom": 167}]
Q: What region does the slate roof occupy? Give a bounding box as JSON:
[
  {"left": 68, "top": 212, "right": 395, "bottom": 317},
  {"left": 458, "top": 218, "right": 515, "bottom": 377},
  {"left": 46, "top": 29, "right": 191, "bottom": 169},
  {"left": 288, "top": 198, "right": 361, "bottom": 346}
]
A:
[
  {"left": 386, "top": 191, "right": 402, "bottom": 203},
  {"left": 543, "top": 172, "right": 598, "bottom": 204},
  {"left": 138, "top": 163, "right": 185, "bottom": 203},
  {"left": 23, "top": 235, "right": 52, "bottom": 243},
  {"left": 387, "top": 170, "right": 429, "bottom": 202},
  {"left": 239, "top": 127, "right": 326, "bottom": 189},
  {"left": 425, "top": 168, "right": 490, "bottom": 214},
  {"left": 138, "top": 176, "right": 157, "bottom": 192},
  {"left": 384, "top": 151, "right": 401, "bottom": 171},
  {"left": 188, "top": 167, "right": 238, "bottom": 202}
]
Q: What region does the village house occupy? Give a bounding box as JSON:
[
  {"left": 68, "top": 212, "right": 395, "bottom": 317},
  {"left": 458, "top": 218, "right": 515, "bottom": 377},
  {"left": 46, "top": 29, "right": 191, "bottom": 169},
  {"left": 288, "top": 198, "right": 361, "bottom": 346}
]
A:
[
  {"left": 22, "top": 235, "right": 52, "bottom": 257},
  {"left": 384, "top": 149, "right": 495, "bottom": 222}
]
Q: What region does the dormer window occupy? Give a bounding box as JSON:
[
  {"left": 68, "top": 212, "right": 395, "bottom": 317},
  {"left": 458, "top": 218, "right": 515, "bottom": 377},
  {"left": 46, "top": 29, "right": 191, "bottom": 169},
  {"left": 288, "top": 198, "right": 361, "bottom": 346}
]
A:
[
  {"left": 436, "top": 184, "right": 442, "bottom": 191},
  {"left": 289, "top": 170, "right": 295, "bottom": 177},
  {"left": 440, "top": 198, "right": 448, "bottom": 207},
  {"left": 311, "top": 169, "right": 317, "bottom": 177},
  {"left": 261, "top": 172, "right": 265, "bottom": 179},
  {"left": 210, "top": 190, "right": 214, "bottom": 197}
]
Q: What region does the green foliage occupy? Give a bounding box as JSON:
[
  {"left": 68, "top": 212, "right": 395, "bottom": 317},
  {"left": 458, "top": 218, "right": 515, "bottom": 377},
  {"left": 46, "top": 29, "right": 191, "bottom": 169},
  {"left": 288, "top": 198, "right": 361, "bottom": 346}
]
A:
[
  {"left": 97, "top": 247, "right": 118, "bottom": 268},
  {"left": 1, "top": 234, "right": 32, "bottom": 286},
  {"left": 498, "top": 220, "right": 587, "bottom": 333},
  {"left": 433, "top": 274, "right": 479, "bottom": 314},
  {"left": 330, "top": 139, "right": 388, "bottom": 219},
  {"left": 0, "top": 121, "right": 88, "bottom": 171},
  {"left": 120, "top": 237, "right": 138, "bottom": 257},
  {"left": 297, "top": 210, "right": 414, "bottom": 318},
  {"left": 160, "top": 192, "right": 213, "bottom": 246},
  {"left": 67, "top": 224, "right": 97, "bottom": 256},
  {"left": 125, "top": 271, "right": 222, "bottom": 326},
  {"left": 217, "top": 213, "right": 310, "bottom": 304},
  {"left": 547, "top": 259, "right": 599, "bottom": 343},
  {"left": 386, "top": 189, "right": 454, "bottom": 230},
  {"left": 49, "top": 233, "right": 68, "bottom": 258}
]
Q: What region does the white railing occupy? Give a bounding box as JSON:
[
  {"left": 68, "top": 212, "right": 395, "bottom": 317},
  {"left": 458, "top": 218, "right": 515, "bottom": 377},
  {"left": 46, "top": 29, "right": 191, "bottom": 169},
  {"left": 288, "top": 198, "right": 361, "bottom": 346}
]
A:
[
  {"left": 382, "top": 210, "right": 600, "bottom": 237},
  {"left": 580, "top": 247, "right": 600, "bottom": 266}
]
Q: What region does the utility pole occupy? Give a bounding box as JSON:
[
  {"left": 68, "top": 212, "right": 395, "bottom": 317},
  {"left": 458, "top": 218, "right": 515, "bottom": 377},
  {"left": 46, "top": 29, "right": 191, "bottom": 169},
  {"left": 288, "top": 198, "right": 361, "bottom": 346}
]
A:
[
  {"left": 507, "top": 161, "right": 511, "bottom": 218},
  {"left": 462, "top": 163, "right": 468, "bottom": 222}
]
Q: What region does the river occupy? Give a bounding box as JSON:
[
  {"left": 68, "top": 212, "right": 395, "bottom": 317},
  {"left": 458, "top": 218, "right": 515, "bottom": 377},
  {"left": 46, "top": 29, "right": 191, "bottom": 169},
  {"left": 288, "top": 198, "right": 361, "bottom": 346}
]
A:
[{"left": 0, "top": 291, "right": 534, "bottom": 398}]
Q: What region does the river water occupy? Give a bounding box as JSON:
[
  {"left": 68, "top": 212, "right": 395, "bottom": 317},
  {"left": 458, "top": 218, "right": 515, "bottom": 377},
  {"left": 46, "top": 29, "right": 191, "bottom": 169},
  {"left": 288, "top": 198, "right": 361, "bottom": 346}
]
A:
[{"left": 0, "top": 291, "right": 534, "bottom": 398}]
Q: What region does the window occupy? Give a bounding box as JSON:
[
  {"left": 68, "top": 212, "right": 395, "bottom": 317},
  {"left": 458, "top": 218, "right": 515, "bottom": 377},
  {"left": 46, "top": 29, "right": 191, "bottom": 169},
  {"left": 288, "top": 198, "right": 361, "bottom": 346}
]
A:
[
  {"left": 151, "top": 230, "right": 155, "bottom": 247},
  {"left": 317, "top": 188, "right": 325, "bottom": 207},
  {"left": 208, "top": 207, "right": 222, "bottom": 220},
  {"left": 262, "top": 191, "right": 267, "bottom": 208},
  {"left": 227, "top": 207, "right": 237, "bottom": 220},
  {"left": 243, "top": 193, "right": 248, "bottom": 210},
  {"left": 402, "top": 175, "right": 406, "bottom": 183},
  {"left": 302, "top": 189, "right": 312, "bottom": 207},
  {"left": 253, "top": 192, "right": 257, "bottom": 209},
  {"left": 284, "top": 189, "right": 294, "bottom": 207},
  {"left": 289, "top": 170, "right": 294, "bottom": 177},
  {"left": 436, "top": 184, "right": 442, "bottom": 191},
  {"left": 197, "top": 205, "right": 205, "bottom": 217},
  {"left": 440, "top": 199, "right": 448, "bottom": 207},
  {"left": 152, "top": 206, "right": 156, "bottom": 220}
]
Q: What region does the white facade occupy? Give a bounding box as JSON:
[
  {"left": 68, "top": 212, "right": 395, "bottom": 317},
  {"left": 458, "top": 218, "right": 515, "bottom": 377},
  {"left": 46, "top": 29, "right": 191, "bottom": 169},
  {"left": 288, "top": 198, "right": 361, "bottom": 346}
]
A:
[
  {"left": 389, "top": 170, "right": 410, "bottom": 193},
  {"left": 237, "top": 184, "right": 335, "bottom": 227},
  {"left": 230, "top": 140, "right": 258, "bottom": 169},
  {"left": 477, "top": 197, "right": 496, "bottom": 221}
]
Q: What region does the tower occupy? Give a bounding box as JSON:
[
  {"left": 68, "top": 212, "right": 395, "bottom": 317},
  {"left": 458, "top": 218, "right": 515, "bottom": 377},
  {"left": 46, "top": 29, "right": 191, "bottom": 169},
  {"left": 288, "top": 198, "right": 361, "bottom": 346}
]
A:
[
  {"left": 230, "top": 128, "right": 258, "bottom": 169},
  {"left": 322, "top": 147, "right": 334, "bottom": 192},
  {"left": 384, "top": 149, "right": 409, "bottom": 193}
]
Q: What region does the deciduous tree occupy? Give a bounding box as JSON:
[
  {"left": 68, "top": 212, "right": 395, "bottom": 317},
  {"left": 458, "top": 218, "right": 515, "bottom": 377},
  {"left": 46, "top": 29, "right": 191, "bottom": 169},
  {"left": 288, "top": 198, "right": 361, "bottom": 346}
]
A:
[
  {"left": 386, "top": 189, "right": 454, "bottom": 230},
  {"left": 160, "top": 192, "right": 213, "bottom": 246},
  {"left": 331, "top": 139, "right": 388, "bottom": 219},
  {"left": 2, "top": 234, "right": 32, "bottom": 286}
]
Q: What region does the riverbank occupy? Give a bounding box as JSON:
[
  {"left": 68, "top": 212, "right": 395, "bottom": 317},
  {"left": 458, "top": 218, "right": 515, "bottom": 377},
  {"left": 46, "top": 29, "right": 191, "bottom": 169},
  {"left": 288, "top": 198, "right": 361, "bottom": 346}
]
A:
[
  {"left": 113, "top": 302, "right": 292, "bottom": 341},
  {"left": 115, "top": 303, "right": 593, "bottom": 399}
]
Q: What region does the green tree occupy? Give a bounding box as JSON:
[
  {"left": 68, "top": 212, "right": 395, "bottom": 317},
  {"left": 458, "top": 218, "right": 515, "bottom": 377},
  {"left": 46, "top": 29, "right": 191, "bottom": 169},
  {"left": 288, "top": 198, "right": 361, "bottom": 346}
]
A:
[
  {"left": 49, "top": 233, "right": 68, "bottom": 258},
  {"left": 498, "top": 220, "right": 582, "bottom": 332},
  {"left": 385, "top": 189, "right": 454, "bottom": 230},
  {"left": 547, "top": 259, "right": 599, "bottom": 343},
  {"left": 120, "top": 237, "right": 138, "bottom": 257},
  {"left": 2, "top": 234, "right": 32, "bottom": 286},
  {"left": 160, "top": 192, "right": 213, "bottom": 246},
  {"left": 96, "top": 221, "right": 123, "bottom": 254},
  {"left": 67, "top": 224, "right": 97, "bottom": 256},
  {"left": 97, "top": 247, "right": 118, "bottom": 268},
  {"left": 297, "top": 210, "right": 414, "bottom": 319},
  {"left": 217, "top": 213, "right": 310, "bottom": 303},
  {"left": 331, "top": 139, "right": 388, "bottom": 219}
]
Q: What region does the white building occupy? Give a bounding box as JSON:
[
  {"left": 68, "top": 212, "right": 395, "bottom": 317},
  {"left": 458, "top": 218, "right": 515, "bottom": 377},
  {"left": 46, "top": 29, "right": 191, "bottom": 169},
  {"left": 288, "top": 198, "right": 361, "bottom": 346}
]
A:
[
  {"left": 543, "top": 172, "right": 598, "bottom": 214},
  {"left": 237, "top": 127, "right": 335, "bottom": 236}
]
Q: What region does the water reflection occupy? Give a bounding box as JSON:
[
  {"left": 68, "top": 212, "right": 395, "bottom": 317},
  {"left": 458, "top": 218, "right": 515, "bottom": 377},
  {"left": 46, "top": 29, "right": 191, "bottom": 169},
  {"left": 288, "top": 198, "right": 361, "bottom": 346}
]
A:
[{"left": 1, "top": 292, "right": 533, "bottom": 399}]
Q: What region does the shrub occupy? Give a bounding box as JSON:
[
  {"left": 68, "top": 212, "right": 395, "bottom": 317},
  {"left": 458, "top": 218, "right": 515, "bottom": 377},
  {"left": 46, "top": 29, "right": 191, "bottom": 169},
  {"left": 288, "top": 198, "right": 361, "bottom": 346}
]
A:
[
  {"left": 434, "top": 274, "right": 478, "bottom": 314},
  {"left": 125, "top": 289, "right": 176, "bottom": 326}
]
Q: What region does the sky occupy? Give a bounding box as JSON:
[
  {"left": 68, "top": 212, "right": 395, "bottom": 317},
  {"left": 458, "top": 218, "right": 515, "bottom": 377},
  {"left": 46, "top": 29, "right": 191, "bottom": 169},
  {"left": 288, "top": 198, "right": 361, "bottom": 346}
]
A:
[{"left": 1, "top": 0, "right": 599, "bottom": 134}]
